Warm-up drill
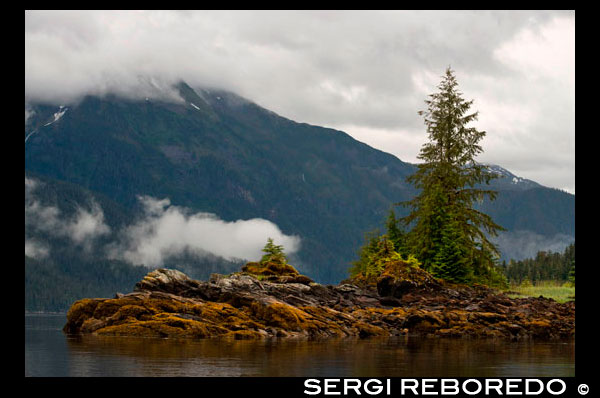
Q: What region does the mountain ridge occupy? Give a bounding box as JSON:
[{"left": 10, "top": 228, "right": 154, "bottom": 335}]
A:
[{"left": 25, "top": 83, "right": 566, "bottom": 195}]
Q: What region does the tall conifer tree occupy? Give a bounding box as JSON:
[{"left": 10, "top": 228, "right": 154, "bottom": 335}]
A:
[{"left": 400, "top": 67, "right": 504, "bottom": 283}]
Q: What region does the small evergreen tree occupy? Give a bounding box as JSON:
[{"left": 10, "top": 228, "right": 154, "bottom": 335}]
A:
[
  {"left": 349, "top": 230, "right": 381, "bottom": 277},
  {"left": 365, "top": 236, "right": 399, "bottom": 278},
  {"left": 386, "top": 208, "right": 408, "bottom": 257},
  {"left": 260, "top": 238, "right": 287, "bottom": 264},
  {"left": 350, "top": 234, "right": 412, "bottom": 280}
]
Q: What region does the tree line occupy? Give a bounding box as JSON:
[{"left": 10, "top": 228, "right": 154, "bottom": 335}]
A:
[{"left": 500, "top": 242, "right": 575, "bottom": 285}]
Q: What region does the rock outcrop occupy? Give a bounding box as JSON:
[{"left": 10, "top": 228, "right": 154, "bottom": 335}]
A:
[{"left": 64, "top": 264, "right": 574, "bottom": 340}]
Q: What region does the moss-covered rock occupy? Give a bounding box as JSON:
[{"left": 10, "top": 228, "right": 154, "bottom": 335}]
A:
[
  {"left": 376, "top": 259, "right": 443, "bottom": 299},
  {"left": 63, "top": 267, "right": 574, "bottom": 341},
  {"left": 240, "top": 261, "right": 313, "bottom": 284}
]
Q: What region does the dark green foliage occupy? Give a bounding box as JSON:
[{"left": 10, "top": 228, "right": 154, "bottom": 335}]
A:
[
  {"left": 25, "top": 255, "right": 148, "bottom": 312},
  {"left": 363, "top": 237, "right": 397, "bottom": 278},
  {"left": 385, "top": 208, "right": 409, "bottom": 258},
  {"left": 399, "top": 67, "right": 505, "bottom": 285},
  {"left": 260, "top": 238, "right": 288, "bottom": 264},
  {"left": 430, "top": 207, "right": 472, "bottom": 283},
  {"left": 349, "top": 234, "right": 418, "bottom": 279},
  {"left": 349, "top": 230, "right": 381, "bottom": 278},
  {"left": 503, "top": 242, "right": 575, "bottom": 285},
  {"left": 470, "top": 250, "right": 509, "bottom": 288}
]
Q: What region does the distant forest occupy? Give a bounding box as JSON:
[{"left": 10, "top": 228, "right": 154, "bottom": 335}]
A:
[{"left": 500, "top": 242, "right": 575, "bottom": 284}]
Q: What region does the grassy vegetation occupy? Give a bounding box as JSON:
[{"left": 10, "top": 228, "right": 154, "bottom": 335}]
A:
[{"left": 505, "top": 280, "right": 575, "bottom": 303}]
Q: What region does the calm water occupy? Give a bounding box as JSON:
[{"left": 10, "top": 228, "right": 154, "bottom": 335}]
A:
[{"left": 25, "top": 313, "right": 575, "bottom": 377}]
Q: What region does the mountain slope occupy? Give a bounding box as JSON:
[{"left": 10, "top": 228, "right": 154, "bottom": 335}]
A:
[{"left": 25, "top": 82, "right": 574, "bottom": 288}]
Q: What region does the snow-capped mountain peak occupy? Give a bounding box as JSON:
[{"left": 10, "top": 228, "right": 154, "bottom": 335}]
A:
[{"left": 484, "top": 164, "right": 542, "bottom": 190}]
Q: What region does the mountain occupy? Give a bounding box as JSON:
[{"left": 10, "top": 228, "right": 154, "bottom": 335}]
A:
[
  {"left": 25, "top": 82, "right": 574, "bottom": 309},
  {"left": 484, "top": 164, "right": 543, "bottom": 191}
]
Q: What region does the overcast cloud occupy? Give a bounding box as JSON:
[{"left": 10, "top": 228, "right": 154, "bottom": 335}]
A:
[{"left": 25, "top": 10, "right": 575, "bottom": 193}]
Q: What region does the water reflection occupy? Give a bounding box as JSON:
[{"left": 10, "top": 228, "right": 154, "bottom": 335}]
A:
[
  {"left": 63, "top": 334, "right": 574, "bottom": 377},
  {"left": 26, "top": 314, "right": 574, "bottom": 377}
]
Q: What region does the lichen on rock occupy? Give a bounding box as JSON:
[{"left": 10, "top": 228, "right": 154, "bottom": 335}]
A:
[{"left": 63, "top": 264, "right": 574, "bottom": 341}]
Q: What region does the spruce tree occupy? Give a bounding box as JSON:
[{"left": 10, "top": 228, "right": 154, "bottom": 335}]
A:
[
  {"left": 349, "top": 230, "right": 381, "bottom": 277},
  {"left": 260, "top": 238, "right": 287, "bottom": 264},
  {"left": 431, "top": 204, "right": 472, "bottom": 283},
  {"left": 386, "top": 208, "right": 408, "bottom": 257},
  {"left": 400, "top": 67, "right": 504, "bottom": 284}
]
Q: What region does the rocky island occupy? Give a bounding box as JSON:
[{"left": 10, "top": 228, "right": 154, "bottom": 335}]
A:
[{"left": 63, "top": 257, "right": 574, "bottom": 340}]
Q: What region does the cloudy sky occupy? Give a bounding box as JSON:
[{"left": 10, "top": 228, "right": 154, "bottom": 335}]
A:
[{"left": 25, "top": 10, "right": 575, "bottom": 193}]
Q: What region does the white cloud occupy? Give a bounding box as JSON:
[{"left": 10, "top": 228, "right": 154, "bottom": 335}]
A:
[
  {"left": 65, "top": 204, "right": 110, "bottom": 244},
  {"left": 25, "top": 177, "right": 111, "bottom": 252},
  {"left": 473, "top": 15, "right": 575, "bottom": 193},
  {"left": 493, "top": 16, "right": 574, "bottom": 86},
  {"left": 109, "top": 196, "right": 301, "bottom": 267}
]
